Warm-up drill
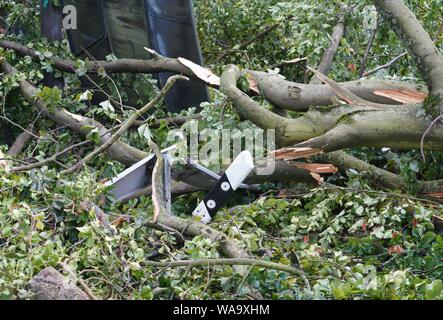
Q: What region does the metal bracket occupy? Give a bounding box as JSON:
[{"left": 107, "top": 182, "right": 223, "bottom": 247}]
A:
[{"left": 105, "top": 145, "right": 256, "bottom": 208}]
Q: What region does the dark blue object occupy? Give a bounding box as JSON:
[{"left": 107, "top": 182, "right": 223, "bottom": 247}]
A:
[
  {"left": 63, "top": 0, "right": 209, "bottom": 113},
  {"left": 144, "top": 0, "right": 209, "bottom": 112}
]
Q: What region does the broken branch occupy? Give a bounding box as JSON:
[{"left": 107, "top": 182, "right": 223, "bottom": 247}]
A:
[{"left": 60, "top": 75, "right": 188, "bottom": 175}]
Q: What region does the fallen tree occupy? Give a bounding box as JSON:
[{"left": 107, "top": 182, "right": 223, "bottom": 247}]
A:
[
  {"left": 1, "top": 0, "right": 442, "bottom": 197},
  {"left": 1, "top": 0, "right": 443, "bottom": 301}
]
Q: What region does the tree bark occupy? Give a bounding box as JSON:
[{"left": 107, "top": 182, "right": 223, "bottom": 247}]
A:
[
  {"left": 0, "top": 39, "right": 212, "bottom": 85},
  {"left": 248, "top": 70, "right": 427, "bottom": 111},
  {"left": 310, "top": 19, "right": 345, "bottom": 84}
]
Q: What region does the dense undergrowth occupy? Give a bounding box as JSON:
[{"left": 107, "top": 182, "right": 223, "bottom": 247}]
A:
[{"left": 0, "top": 0, "right": 443, "bottom": 300}]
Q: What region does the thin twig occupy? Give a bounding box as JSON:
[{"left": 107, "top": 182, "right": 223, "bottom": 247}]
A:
[
  {"left": 59, "top": 262, "right": 97, "bottom": 300},
  {"left": 359, "top": 27, "right": 378, "bottom": 78},
  {"left": 131, "top": 114, "right": 203, "bottom": 129},
  {"left": 0, "top": 157, "right": 32, "bottom": 165},
  {"left": 363, "top": 51, "right": 408, "bottom": 77},
  {"left": 215, "top": 15, "right": 294, "bottom": 62}
]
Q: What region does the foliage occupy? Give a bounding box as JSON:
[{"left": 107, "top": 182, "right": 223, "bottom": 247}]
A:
[{"left": 0, "top": 0, "right": 442, "bottom": 300}]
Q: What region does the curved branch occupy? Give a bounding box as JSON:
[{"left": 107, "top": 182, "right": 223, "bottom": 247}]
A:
[
  {"left": 373, "top": 0, "right": 443, "bottom": 97},
  {"left": 363, "top": 51, "right": 407, "bottom": 77},
  {"left": 147, "top": 137, "right": 250, "bottom": 263},
  {"left": 321, "top": 151, "right": 443, "bottom": 194},
  {"left": 281, "top": 103, "right": 443, "bottom": 153},
  {"left": 220, "top": 65, "right": 291, "bottom": 137}
]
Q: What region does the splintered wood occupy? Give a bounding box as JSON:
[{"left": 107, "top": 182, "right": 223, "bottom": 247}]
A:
[
  {"left": 422, "top": 192, "right": 443, "bottom": 200},
  {"left": 291, "top": 163, "right": 338, "bottom": 174},
  {"left": 272, "top": 147, "right": 323, "bottom": 161},
  {"left": 273, "top": 148, "right": 337, "bottom": 184},
  {"left": 373, "top": 89, "right": 427, "bottom": 104},
  {"left": 292, "top": 162, "right": 338, "bottom": 184},
  {"left": 177, "top": 57, "right": 221, "bottom": 87},
  {"left": 245, "top": 73, "right": 260, "bottom": 94}
]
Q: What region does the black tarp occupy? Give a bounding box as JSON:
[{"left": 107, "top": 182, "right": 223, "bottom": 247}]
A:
[
  {"left": 143, "top": 0, "right": 209, "bottom": 111},
  {"left": 62, "top": 0, "right": 209, "bottom": 113}
]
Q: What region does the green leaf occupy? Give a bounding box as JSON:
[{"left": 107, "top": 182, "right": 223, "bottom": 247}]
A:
[
  {"left": 425, "top": 280, "right": 442, "bottom": 300},
  {"left": 409, "top": 160, "right": 420, "bottom": 173},
  {"left": 138, "top": 123, "right": 152, "bottom": 142},
  {"left": 1, "top": 226, "right": 12, "bottom": 237},
  {"left": 140, "top": 286, "right": 153, "bottom": 300},
  {"left": 99, "top": 100, "right": 115, "bottom": 113},
  {"left": 36, "top": 86, "right": 62, "bottom": 112},
  {"left": 86, "top": 127, "right": 100, "bottom": 144}
]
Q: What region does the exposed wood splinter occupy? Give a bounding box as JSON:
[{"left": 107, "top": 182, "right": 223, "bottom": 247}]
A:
[
  {"left": 422, "top": 192, "right": 443, "bottom": 200},
  {"left": 373, "top": 89, "right": 427, "bottom": 104},
  {"left": 291, "top": 162, "right": 338, "bottom": 174},
  {"left": 177, "top": 57, "right": 221, "bottom": 87},
  {"left": 273, "top": 147, "right": 323, "bottom": 161},
  {"left": 310, "top": 172, "right": 324, "bottom": 184}
]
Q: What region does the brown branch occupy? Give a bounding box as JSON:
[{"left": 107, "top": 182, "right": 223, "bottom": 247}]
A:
[
  {"left": 148, "top": 140, "right": 169, "bottom": 222},
  {"left": 131, "top": 114, "right": 203, "bottom": 129},
  {"left": 7, "top": 125, "right": 34, "bottom": 156},
  {"left": 359, "top": 28, "right": 378, "bottom": 78},
  {"left": 146, "top": 138, "right": 250, "bottom": 263},
  {"left": 0, "top": 39, "right": 215, "bottom": 87},
  {"left": 310, "top": 16, "right": 345, "bottom": 84},
  {"left": 143, "top": 258, "right": 310, "bottom": 289},
  {"left": 12, "top": 140, "right": 91, "bottom": 172}
]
